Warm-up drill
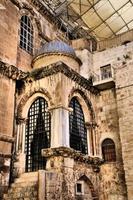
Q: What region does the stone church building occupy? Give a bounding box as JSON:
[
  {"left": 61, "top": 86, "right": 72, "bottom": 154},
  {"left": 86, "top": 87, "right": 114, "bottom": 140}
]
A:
[{"left": 0, "top": 0, "right": 133, "bottom": 199}]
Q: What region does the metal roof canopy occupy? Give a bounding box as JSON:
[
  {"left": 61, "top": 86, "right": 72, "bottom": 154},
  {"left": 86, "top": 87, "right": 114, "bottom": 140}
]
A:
[{"left": 42, "top": 0, "right": 133, "bottom": 41}]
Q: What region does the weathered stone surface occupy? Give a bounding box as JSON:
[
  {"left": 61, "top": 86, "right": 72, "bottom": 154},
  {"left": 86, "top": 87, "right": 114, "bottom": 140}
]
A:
[{"left": 0, "top": 0, "right": 133, "bottom": 200}]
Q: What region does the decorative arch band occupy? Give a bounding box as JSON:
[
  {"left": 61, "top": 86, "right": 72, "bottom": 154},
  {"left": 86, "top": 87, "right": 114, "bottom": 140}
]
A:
[
  {"left": 17, "top": 88, "right": 54, "bottom": 119},
  {"left": 68, "top": 88, "right": 95, "bottom": 121}
]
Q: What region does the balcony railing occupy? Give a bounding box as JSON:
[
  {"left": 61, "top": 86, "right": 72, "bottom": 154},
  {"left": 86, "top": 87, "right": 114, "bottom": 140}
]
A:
[
  {"left": 101, "top": 70, "right": 112, "bottom": 80},
  {"left": 92, "top": 66, "right": 115, "bottom": 89}
]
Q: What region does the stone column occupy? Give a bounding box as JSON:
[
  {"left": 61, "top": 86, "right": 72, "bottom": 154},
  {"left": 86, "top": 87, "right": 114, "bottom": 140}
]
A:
[
  {"left": 16, "top": 118, "right": 27, "bottom": 153},
  {"left": 85, "top": 122, "right": 98, "bottom": 156},
  {"left": 49, "top": 105, "right": 70, "bottom": 148},
  {"left": 14, "top": 118, "right": 27, "bottom": 175},
  {"left": 85, "top": 123, "right": 91, "bottom": 155}
]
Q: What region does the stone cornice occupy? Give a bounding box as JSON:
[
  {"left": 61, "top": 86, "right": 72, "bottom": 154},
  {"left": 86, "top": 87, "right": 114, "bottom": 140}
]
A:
[
  {"left": 0, "top": 61, "right": 99, "bottom": 94},
  {"left": 0, "top": 153, "right": 12, "bottom": 158},
  {"left": 42, "top": 147, "right": 104, "bottom": 171},
  {"left": 32, "top": 52, "right": 82, "bottom": 67},
  {"left": 30, "top": 62, "right": 99, "bottom": 95},
  {"left": 0, "top": 61, "right": 28, "bottom": 80},
  {"left": 0, "top": 133, "right": 15, "bottom": 143},
  {"left": 10, "top": 0, "right": 64, "bottom": 33},
  {"left": 48, "top": 105, "right": 73, "bottom": 112}
]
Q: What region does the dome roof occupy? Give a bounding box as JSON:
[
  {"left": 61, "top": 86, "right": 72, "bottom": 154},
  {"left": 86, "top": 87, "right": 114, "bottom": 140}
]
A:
[{"left": 37, "top": 40, "right": 76, "bottom": 57}]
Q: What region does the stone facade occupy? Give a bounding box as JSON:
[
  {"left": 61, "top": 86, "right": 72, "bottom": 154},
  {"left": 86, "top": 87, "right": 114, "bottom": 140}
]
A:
[{"left": 0, "top": 0, "right": 132, "bottom": 200}]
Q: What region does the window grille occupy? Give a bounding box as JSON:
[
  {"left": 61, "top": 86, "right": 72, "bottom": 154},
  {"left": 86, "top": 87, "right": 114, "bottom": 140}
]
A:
[
  {"left": 20, "top": 15, "right": 33, "bottom": 54},
  {"left": 25, "top": 97, "right": 51, "bottom": 172},
  {"left": 69, "top": 97, "right": 88, "bottom": 154},
  {"left": 102, "top": 138, "right": 116, "bottom": 162}
]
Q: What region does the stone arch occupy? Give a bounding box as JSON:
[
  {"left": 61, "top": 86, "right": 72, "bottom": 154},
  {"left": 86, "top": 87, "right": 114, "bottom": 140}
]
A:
[
  {"left": 17, "top": 88, "right": 54, "bottom": 119},
  {"left": 19, "top": 5, "right": 44, "bottom": 38},
  {"left": 19, "top": 9, "right": 35, "bottom": 30},
  {"left": 76, "top": 174, "right": 98, "bottom": 199},
  {"left": 68, "top": 88, "right": 95, "bottom": 122}
]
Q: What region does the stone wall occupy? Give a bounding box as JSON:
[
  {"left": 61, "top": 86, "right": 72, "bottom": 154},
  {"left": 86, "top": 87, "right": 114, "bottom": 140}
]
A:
[
  {"left": 115, "top": 61, "right": 133, "bottom": 199},
  {"left": 97, "top": 30, "right": 133, "bottom": 51},
  {"left": 99, "top": 163, "right": 127, "bottom": 200},
  {"left": 93, "top": 42, "right": 133, "bottom": 200},
  {"left": 0, "top": 0, "right": 18, "bottom": 65},
  {"left": 0, "top": 76, "right": 15, "bottom": 198},
  {"left": 0, "top": 0, "right": 70, "bottom": 72}
]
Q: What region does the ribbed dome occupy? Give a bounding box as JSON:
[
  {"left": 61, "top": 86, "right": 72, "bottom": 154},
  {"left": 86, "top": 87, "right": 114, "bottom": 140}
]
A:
[{"left": 37, "top": 40, "right": 76, "bottom": 57}]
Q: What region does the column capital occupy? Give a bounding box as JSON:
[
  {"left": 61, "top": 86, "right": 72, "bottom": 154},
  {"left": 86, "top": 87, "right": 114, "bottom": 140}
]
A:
[
  {"left": 16, "top": 117, "right": 27, "bottom": 125},
  {"left": 85, "top": 121, "right": 98, "bottom": 129},
  {"left": 48, "top": 104, "right": 72, "bottom": 112}
]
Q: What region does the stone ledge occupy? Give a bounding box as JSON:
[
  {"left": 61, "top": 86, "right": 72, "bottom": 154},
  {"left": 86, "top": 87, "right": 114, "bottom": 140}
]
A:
[
  {"left": 0, "top": 61, "right": 28, "bottom": 80},
  {"left": 42, "top": 146, "right": 103, "bottom": 166},
  {"left": 0, "top": 133, "right": 15, "bottom": 143}
]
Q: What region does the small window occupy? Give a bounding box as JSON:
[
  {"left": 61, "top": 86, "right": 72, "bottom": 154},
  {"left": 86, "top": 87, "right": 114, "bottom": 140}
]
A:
[
  {"left": 76, "top": 181, "right": 84, "bottom": 195},
  {"left": 20, "top": 15, "right": 33, "bottom": 54},
  {"left": 100, "top": 64, "right": 112, "bottom": 80},
  {"left": 102, "top": 138, "right": 116, "bottom": 162}
]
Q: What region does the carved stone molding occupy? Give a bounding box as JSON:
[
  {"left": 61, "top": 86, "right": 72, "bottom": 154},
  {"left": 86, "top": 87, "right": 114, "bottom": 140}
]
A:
[
  {"left": 68, "top": 88, "right": 96, "bottom": 120},
  {"left": 30, "top": 62, "right": 99, "bottom": 95},
  {"left": 10, "top": 0, "right": 51, "bottom": 40},
  {"left": 16, "top": 117, "right": 27, "bottom": 125},
  {"left": 0, "top": 134, "right": 15, "bottom": 143},
  {"left": 0, "top": 153, "right": 12, "bottom": 158},
  {"left": 42, "top": 147, "right": 104, "bottom": 168},
  {"left": 85, "top": 122, "right": 98, "bottom": 129},
  {"left": 17, "top": 88, "right": 54, "bottom": 118},
  {"left": 0, "top": 61, "right": 28, "bottom": 80},
  {"left": 48, "top": 104, "right": 72, "bottom": 112},
  {"left": 10, "top": 0, "right": 22, "bottom": 9}
]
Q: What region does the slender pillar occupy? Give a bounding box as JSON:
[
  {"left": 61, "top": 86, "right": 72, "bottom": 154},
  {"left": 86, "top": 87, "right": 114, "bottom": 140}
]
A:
[
  {"left": 85, "top": 123, "right": 91, "bottom": 156},
  {"left": 49, "top": 106, "right": 70, "bottom": 148},
  {"left": 85, "top": 122, "right": 98, "bottom": 156},
  {"left": 14, "top": 118, "right": 27, "bottom": 175},
  {"left": 16, "top": 118, "right": 27, "bottom": 153}
]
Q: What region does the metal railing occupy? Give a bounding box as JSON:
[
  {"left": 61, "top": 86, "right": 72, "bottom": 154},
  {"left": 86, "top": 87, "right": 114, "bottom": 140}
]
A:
[{"left": 92, "top": 66, "right": 114, "bottom": 83}]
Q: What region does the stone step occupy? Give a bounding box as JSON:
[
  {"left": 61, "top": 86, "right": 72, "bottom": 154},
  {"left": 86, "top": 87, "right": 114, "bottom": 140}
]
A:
[
  {"left": 3, "top": 183, "right": 38, "bottom": 200},
  {"left": 20, "top": 171, "right": 38, "bottom": 178},
  {"left": 3, "top": 172, "right": 39, "bottom": 200},
  {"left": 11, "top": 180, "right": 37, "bottom": 188},
  {"left": 14, "top": 172, "right": 38, "bottom": 183},
  {"left": 14, "top": 176, "right": 38, "bottom": 183}
]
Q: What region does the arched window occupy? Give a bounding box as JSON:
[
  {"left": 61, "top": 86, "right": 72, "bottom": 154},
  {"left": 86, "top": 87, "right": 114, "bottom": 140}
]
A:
[
  {"left": 25, "top": 97, "right": 51, "bottom": 172},
  {"left": 20, "top": 15, "right": 33, "bottom": 54},
  {"left": 102, "top": 138, "right": 116, "bottom": 162},
  {"left": 69, "top": 97, "right": 88, "bottom": 154}
]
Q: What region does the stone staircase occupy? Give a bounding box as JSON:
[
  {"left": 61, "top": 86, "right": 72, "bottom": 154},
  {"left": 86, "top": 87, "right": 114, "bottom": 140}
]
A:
[{"left": 3, "top": 172, "right": 39, "bottom": 200}]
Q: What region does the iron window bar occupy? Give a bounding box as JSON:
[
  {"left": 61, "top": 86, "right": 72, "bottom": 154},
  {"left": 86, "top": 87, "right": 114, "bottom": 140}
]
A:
[{"left": 25, "top": 97, "right": 51, "bottom": 172}]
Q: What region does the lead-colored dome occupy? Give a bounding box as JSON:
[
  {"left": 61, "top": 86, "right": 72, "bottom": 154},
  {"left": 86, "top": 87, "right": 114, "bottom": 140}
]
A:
[{"left": 37, "top": 40, "right": 76, "bottom": 57}]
